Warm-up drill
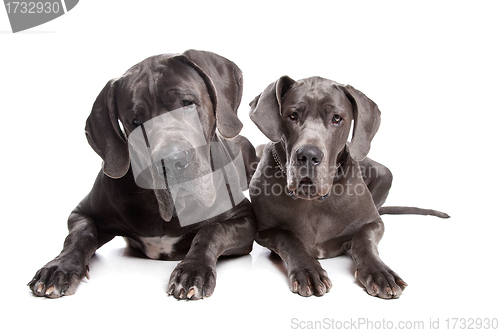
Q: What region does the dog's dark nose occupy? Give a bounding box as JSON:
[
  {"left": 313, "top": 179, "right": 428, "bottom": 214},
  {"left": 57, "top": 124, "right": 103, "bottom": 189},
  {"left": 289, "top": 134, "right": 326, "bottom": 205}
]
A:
[
  {"left": 155, "top": 143, "right": 192, "bottom": 176},
  {"left": 166, "top": 150, "right": 190, "bottom": 171},
  {"left": 296, "top": 146, "right": 323, "bottom": 166}
]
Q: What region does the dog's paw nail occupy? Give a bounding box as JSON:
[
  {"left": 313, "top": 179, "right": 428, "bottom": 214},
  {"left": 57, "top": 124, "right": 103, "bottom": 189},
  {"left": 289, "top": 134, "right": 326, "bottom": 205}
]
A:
[
  {"left": 60, "top": 283, "right": 69, "bottom": 296},
  {"left": 292, "top": 281, "right": 298, "bottom": 292},
  {"left": 36, "top": 283, "right": 44, "bottom": 293},
  {"left": 372, "top": 284, "right": 379, "bottom": 294},
  {"left": 324, "top": 279, "right": 332, "bottom": 291},
  {"left": 399, "top": 279, "right": 408, "bottom": 287},
  {"left": 166, "top": 285, "right": 174, "bottom": 295},
  {"left": 187, "top": 288, "right": 196, "bottom": 299},
  {"left": 45, "top": 286, "right": 55, "bottom": 296},
  {"left": 179, "top": 288, "right": 185, "bottom": 299},
  {"left": 305, "top": 286, "right": 312, "bottom": 296},
  {"left": 354, "top": 270, "right": 358, "bottom": 279},
  {"left": 317, "top": 283, "right": 326, "bottom": 295},
  {"left": 385, "top": 286, "right": 392, "bottom": 295}
]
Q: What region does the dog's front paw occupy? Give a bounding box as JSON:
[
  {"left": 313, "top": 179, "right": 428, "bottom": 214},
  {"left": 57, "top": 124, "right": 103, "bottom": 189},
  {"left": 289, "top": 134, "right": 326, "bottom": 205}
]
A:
[
  {"left": 288, "top": 262, "right": 332, "bottom": 297},
  {"left": 355, "top": 263, "right": 407, "bottom": 299},
  {"left": 28, "top": 257, "right": 88, "bottom": 298},
  {"left": 167, "top": 260, "right": 216, "bottom": 300}
]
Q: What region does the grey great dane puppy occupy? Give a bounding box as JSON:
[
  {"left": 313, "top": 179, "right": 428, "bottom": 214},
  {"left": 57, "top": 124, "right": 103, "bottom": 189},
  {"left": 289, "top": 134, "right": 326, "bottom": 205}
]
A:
[
  {"left": 249, "top": 76, "right": 448, "bottom": 299},
  {"left": 28, "top": 50, "right": 257, "bottom": 300}
]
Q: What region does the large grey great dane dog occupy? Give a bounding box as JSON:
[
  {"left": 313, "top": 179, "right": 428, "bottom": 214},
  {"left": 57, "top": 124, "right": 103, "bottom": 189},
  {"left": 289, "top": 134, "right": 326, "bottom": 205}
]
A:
[
  {"left": 28, "top": 50, "right": 258, "bottom": 300},
  {"left": 249, "top": 76, "right": 448, "bottom": 299}
]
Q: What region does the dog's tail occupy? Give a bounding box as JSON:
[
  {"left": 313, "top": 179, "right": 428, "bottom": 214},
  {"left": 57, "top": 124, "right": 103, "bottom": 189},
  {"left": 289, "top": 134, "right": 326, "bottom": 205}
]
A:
[{"left": 378, "top": 206, "right": 450, "bottom": 219}]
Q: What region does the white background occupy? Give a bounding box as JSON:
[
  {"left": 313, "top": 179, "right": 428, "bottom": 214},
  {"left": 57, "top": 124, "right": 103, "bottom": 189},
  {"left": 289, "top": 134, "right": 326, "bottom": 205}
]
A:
[{"left": 1, "top": 1, "right": 499, "bottom": 332}]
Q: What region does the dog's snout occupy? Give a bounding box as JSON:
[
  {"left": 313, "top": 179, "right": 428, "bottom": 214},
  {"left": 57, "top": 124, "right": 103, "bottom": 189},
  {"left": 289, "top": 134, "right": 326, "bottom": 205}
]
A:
[{"left": 296, "top": 146, "right": 323, "bottom": 166}]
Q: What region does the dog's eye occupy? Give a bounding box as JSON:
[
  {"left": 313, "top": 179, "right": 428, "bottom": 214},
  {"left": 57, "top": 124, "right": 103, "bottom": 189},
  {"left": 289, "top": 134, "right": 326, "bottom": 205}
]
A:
[
  {"left": 332, "top": 114, "right": 343, "bottom": 125},
  {"left": 132, "top": 118, "right": 141, "bottom": 127},
  {"left": 289, "top": 112, "right": 298, "bottom": 121},
  {"left": 182, "top": 100, "right": 194, "bottom": 107}
]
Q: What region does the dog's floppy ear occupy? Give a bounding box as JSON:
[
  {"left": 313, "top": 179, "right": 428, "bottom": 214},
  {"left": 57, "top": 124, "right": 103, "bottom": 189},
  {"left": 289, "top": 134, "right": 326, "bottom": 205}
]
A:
[
  {"left": 249, "top": 76, "right": 295, "bottom": 142},
  {"left": 179, "top": 49, "right": 244, "bottom": 138},
  {"left": 340, "top": 85, "right": 381, "bottom": 161},
  {"left": 85, "top": 79, "right": 130, "bottom": 178}
]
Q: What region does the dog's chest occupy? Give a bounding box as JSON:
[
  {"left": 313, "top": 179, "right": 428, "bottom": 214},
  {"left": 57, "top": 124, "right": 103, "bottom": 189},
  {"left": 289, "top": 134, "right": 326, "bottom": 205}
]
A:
[{"left": 126, "top": 235, "right": 182, "bottom": 260}]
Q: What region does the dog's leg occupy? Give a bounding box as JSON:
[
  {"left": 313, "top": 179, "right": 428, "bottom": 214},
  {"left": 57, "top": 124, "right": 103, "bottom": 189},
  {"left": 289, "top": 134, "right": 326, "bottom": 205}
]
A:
[
  {"left": 256, "top": 228, "right": 332, "bottom": 297},
  {"left": 167, "top": 216, "right": 255, "bottom": 300},
  {"left": 350, "top": 221, "right": 407, "bottom": 299},
  {"left": 28, "top": 210, "right": 113, "bottom": 298}
]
